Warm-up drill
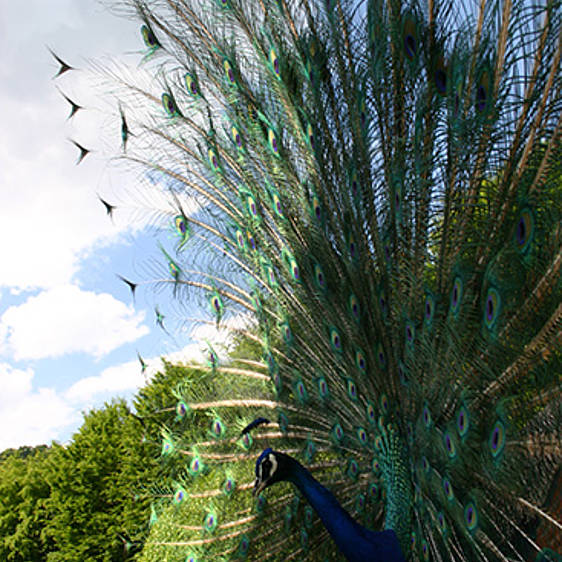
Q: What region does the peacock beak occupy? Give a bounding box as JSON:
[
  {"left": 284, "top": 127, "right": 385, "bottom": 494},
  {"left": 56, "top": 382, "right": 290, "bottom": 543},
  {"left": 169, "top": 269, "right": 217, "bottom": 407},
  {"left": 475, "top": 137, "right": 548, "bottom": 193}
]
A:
[{"left": 253, "top": 478, "right": 266, "bottom": 497}]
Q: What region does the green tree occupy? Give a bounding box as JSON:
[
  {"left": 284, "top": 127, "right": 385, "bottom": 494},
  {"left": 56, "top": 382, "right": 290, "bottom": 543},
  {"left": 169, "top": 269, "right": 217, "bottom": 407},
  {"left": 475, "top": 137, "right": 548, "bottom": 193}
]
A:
[
  {"left": 44, "top": 400, "right": 146, "bottom": 561},
  {"left": 0, "top": 446, "right": 54, "bottom": 561}
]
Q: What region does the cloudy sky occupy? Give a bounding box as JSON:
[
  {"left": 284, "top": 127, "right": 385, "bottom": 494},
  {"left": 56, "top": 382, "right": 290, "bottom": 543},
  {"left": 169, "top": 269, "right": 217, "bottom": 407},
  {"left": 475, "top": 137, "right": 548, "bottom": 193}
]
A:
[{"left": 0, "top": 1, "right": 218, "bottom": 450}]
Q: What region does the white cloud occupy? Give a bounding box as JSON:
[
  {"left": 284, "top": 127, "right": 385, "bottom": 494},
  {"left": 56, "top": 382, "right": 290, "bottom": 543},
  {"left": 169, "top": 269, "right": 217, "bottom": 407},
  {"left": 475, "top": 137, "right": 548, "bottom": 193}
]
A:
[
  {"left": 63, "top": 317, "right": 250, "bottom": 403},
  {"left": 0, "top": 285, "right": 148, "bottom": 361},
  {"left": 65, "top": 359, "right": 144, "bottom": 403},
  {"left": 0, "top": 1, "right": 153, "bottom": 293},
  {"left": 0, "top": 363, "right": 78, "bottom": 451}
]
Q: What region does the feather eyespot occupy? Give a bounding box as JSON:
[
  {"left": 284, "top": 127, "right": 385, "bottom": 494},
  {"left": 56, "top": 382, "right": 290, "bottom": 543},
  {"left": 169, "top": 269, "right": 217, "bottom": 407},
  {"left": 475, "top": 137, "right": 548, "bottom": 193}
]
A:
[
  {"left": 515, "top": 208, "right": 534, "bottom": 253},
  {"left": 269, "top": 47, "right": 280, "bottom": 76},
  {"left": 184, "top": 73, "right": 200, "bottom": 97},
  {"left": 231, "top": 126, "right": 243, "bottom": 149},
  {"left": 349, "top": 294, "right": 360, "bottom": 322},
  {"left": 314, "top": 264, "right": 326, "bottom": 290},
  {"left": 450, "top": 277, "right": 463, "bottom": 315},
  {"left": 329, "top": 327, "right": 342, "bottom": 352},
  {"left": 346, "top": 378, "right": 357, "bottom": 400},
  {"left": 484, "top": 287, "right": 501, "bottom": 329},
  {"left": 317, "top": 377, "right": 329, "bottom": 399},
  {"left": 224, "top": 59, "right": 236, "bottom": 84},
  {"left": 176, "top": 400, "right": 188, "bottom": 419},
  {"left": 141, "top": 25, "right": 159, "bottom": 49},
  {"left": 464, "top": 502, "right": 478, "bottom": 532},
  {"left": 443, "top": 430, "right": 457, "bottom": 458},
  {"left": 442, "top": 477, "right": 454, "bottom": 501},
  {"left": 457, "top": 406, "right": 469, "bottom": 438},
  {"left": 238, "top": 535, "right": 250, "bottom": 557},
  {"left": 203, "top": 511, "right": 218, "bottom": 533},
  {"left": 488, "top": 420, "right": 506, "bottom": 458},
  {"left": 162, "top": 93, "right": 180, "bottom": 117},
  {"left": 366, "top": 402, "right": 376, "bottom": 424}
]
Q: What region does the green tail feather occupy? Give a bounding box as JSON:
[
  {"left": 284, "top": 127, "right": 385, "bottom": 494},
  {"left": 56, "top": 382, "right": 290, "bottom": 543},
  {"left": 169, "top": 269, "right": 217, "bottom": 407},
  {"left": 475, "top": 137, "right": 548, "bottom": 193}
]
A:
[{"left": 59, "top": 0, "right": 562, "bottom": 559}]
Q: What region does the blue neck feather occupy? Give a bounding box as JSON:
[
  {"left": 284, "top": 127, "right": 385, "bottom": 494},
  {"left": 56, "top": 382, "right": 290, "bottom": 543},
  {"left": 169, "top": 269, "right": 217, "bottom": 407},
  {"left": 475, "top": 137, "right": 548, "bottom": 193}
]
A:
[{"left": 285, "top": 457, "right": 406, "bottom": 562}]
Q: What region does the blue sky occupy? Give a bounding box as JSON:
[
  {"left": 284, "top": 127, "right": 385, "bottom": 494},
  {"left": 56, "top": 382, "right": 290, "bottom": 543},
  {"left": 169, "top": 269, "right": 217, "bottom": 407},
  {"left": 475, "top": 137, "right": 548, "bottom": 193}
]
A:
[{"left": 0, "top": 0, "right": 231, "bottom": 450}]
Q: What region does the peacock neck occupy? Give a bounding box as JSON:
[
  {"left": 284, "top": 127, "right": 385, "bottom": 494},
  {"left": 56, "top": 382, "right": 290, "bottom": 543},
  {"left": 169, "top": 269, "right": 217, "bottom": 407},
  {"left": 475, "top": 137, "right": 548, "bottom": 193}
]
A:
[{"left": 285, "top": 456, "right": 406, "bottom": 562}]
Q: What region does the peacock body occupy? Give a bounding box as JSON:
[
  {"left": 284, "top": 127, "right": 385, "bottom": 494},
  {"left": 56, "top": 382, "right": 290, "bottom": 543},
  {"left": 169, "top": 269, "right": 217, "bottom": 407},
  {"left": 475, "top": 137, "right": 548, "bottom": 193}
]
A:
[{"left": 56, "top": 0, "right": 561, "bottom": 559}]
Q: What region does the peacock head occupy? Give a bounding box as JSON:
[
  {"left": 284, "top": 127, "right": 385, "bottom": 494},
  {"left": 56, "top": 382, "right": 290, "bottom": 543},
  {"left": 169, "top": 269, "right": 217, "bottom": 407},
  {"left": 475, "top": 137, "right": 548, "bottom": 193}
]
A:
[{"left": 253, "top": 448, "right": 289, "bottom": 496}]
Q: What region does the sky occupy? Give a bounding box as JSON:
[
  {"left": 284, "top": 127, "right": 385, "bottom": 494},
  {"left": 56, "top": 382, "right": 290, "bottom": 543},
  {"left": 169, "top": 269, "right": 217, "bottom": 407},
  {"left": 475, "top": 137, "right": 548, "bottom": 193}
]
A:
[{"left": 0, "top": 1, "right": 225, "bottom": 451}]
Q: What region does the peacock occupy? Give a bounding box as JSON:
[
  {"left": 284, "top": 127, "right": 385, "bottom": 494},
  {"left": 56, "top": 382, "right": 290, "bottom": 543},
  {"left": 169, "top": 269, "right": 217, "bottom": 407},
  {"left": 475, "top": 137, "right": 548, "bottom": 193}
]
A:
[{"left": 54, "top": 0, "right": 561, "bottom": 559}]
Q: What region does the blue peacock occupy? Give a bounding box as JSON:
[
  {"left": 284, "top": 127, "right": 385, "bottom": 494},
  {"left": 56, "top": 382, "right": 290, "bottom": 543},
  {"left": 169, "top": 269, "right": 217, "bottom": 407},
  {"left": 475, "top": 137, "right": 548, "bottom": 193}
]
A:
[{"left": 55, "top": 0, "right": 561, "bottom": 559}]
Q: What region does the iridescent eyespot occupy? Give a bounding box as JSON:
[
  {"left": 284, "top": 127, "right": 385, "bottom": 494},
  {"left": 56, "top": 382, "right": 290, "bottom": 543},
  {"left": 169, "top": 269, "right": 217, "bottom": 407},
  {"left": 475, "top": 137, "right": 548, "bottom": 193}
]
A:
[
  {"left": 210, "top": 417, "right": 225, "bottom": 438},
  {"left": 231, "top": 125, "right": 243, "bottom": 150},
  {"left": 380, "top": 394, "right": 389, "bottom": 414},
  {"left": 366, "top": 402, "right": 376, "bottom": 424},
  {"left": 174, "top": 215, "right": 188, "bottom": 236},
  {"left": 349, "top": 294, "right": 360, "bottom": 322},
  {"left": 355, "top": 349, "right": 367, "bottom": 372},
  {"left": 189, "top": 456, "right": 202, "bottom": 475},
  {"left": 173, "top": 487, "right": 187, "bottom": 504},
  {"left": 294, "top": 379, "right": 308, "bottom": 403},
  {"left": 422, "top": 404, "right": 432, "bottom": 428},
  {"left": 332, "top": 423, "right": 344, "bottom": 442},
  {"left": 483, "top": 287, "right": 501, "bottom": 329},
  {"left": 268, "top": 128, "right": 279, "bottom": 156},
  {"left": 223, "top": 477, "right": 235, "bottom": 495},
  {"left": 238, "top": 535, "right": 250, "bottom": 556},
  {"left": 246, "top": 195, "right": 259, "bottom": 218},
  {"left": 306, "top": 123, "right": 315, "bottom": 149},
  {"left": 346, "top": 458, "right": 359, "bottom": 480},
  {"left": 442, "top": 477, "right": 454, "bottom": 501},
  {"left": 515, "top": 208, "right": 534, "bottom": 253},
  {"left": 330, "top": 326, "right": 342, "bottom": 352},
  {"left": 357, "top": 427, "right": 368, "bottom": 445},
  {"left": 311, "top": 195, "right": 322, "bottom": 222},
  {"left": 224, "top": 59, "right": 236, "bottom": 84},
  {"left": 402, "top": 16, "right": 418, "bottom": 60},
  {"left": 475, "top": 70, "right": 491, "bottom": 114},
  {"left": 203, "top": 511, "right": 218, "bottom": 532},
  {"left": 300, "top": 528, "right": 309, "bottom": 550},
  {"left": 141, "top": 25, "right": 159, "bottom": 49},
  {"left": 184, "top": 73, "right": 200, "bottom": 97},
  {"left": 176, "top": 400, "right": 188, "bottom": 419},
  {"left": 443, "top": 430, "right": 457, "bottom": 459},
  {"left": 314, "top": 264, "right": 326, "bottom": 290},
  {"left": 347, "top": 379, "right": 358, "bottom": 400},
  {"left": 368, "top": 482, "right": 380, "bottom": 499},
  {"left": 376, "top": 343, "right": 386, "bottom": 369},
  {"left": 162, "top": 93, "right": 179, "bottom": 117},
  {"left": 437, "top": 511, "right": 448, "bottom": 535},
  {"left": 450, "top": 276, "right": 463, "bottom": 315},
  {"left": 488, "top": 420, "right": 506, "bottom": 458},
  {"left": 405, "top": 321, "right": 415, "bottom": 345},
  {"left": 161, "top": 436, "right": 174, "bottom": 456},
  {"left": 421, "top": 539, "right": 429, "bottom": 560},
  {"left": 348, "top": 232, "right": 358, "bottom": 261},
  {"left": 424, "top": 294, "right": 435, "bottom": 326},
  {"left": 457, "top": 405, "right": 469, "bottom": 438},
  {"left": 208, "top": 148, "right": 220, "bottom": 172},
  {"left": 464, "top": 501, "right": 478, "bottom": 532},
  {"left": 269, "top": 47, "right": 280, "bottom": 76},
  {"left": 317, "top": 377, "right": 329, "bottom": 400}
]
